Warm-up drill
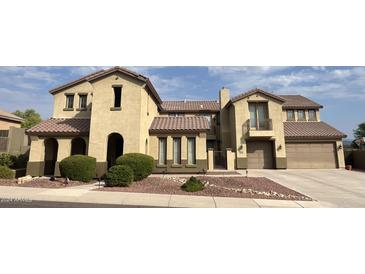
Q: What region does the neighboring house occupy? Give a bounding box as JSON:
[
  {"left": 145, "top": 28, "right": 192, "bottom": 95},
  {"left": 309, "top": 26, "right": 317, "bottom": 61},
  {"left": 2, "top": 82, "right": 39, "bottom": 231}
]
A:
[
  {"left": 26, "top": 67, "right": 346, "bottom": 177},
  {"left": 0, "top": 108, "right": 29, "bottom": 154}
]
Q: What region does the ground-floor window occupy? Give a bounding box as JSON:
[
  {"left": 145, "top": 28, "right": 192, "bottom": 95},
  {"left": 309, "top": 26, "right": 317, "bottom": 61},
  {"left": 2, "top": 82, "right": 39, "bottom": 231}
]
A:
[
  {"left": 187, "top": 137, "right": 196, "bottom": 165},
  {"left": 158, "top": 137, "right": 167, "bottom": 165},
  {"left": 173, "top": 138, "right": 181, "bottom": 165}
]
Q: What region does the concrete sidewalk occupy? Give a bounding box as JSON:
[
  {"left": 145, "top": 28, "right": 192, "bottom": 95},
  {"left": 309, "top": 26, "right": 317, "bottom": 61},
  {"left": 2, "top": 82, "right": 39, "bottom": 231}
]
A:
[{"left": 0, "top": 184, "right": 322, "bottom": 208}]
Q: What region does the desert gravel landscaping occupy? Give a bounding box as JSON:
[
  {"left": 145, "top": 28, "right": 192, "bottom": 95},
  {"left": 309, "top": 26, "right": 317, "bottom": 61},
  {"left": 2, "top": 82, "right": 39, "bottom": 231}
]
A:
[
  {"left": 0, "top": 178, "right": 90, "bottom": 188},
  {"left": 97, "top": 176, "right": 312, "bottom": 201}
]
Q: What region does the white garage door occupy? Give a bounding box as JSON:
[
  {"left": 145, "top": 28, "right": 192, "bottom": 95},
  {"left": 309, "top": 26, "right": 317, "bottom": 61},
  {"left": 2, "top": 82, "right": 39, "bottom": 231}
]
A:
[{"left": 286, "top": 142, "right": 337, "bottom": 169}]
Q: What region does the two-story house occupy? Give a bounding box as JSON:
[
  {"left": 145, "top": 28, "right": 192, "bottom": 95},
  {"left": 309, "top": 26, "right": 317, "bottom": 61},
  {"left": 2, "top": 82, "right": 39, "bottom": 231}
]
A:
[{"left": 26, "top": 67, "right": 346, "bottom": 177}]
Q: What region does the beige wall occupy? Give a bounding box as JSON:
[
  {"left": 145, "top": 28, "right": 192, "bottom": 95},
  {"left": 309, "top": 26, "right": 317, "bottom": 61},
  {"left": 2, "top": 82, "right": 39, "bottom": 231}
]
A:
[
  {"left": 336, "top": 140, "right": 345, "bottom": 168},
  {"left": 87, "top": 72, "right": 159, "bottom": 163},
  {"left": 0, "top": 119, "right": 21, "bottom": 130},
  {"left": 52, "top": 81, "right": 94, "bottom": 118},
  {"left": 281, "top": 109, "right": 321, "bottom": 122},
  {"left": 149, "top": 133, "right": 207, "bottom": 162},
  {"left": 231, "top": 93, "right": 287, "bottom": 160}
]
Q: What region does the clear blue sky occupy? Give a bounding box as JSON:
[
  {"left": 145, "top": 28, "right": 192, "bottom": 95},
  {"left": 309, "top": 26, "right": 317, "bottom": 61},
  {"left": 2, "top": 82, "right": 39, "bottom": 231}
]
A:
[{"left": 0, "top": 66, "right": 364, "bottom": 139}]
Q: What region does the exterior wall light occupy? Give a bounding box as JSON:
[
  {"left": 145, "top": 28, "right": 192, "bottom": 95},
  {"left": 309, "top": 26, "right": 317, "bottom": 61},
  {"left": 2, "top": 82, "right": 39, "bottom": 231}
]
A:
[
  {"left": 338, "top": 144, "right": 343, "bottom": 150},
  {"left": 277, "top": 144, "right": 282, "bottom": 151}
]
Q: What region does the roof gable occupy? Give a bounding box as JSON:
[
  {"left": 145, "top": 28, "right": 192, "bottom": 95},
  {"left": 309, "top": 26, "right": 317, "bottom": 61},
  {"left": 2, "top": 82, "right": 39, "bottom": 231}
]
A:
[
  {"left": 49, "top": 66, "right": 162, "bottom": 105},
  {"left": 230, "top": 88, "right": 286, "bottom": 104}
]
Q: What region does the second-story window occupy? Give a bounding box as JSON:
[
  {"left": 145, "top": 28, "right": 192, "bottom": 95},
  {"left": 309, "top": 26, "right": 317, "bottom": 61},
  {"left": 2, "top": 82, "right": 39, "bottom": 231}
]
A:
[
  {"left": 297, "top": 110, "right": 306, "bottom": 121},
  {"left": 249, "top": 103, "right": 269, "bottom": 129},
  {"left": 287, "top": 110, "right": 295, "bottom": 121},
  {"left": 113, "top": 87, "right": 122, "bottom": 108},
  {"left": 79, "top": 94, "right": 87, "bottom": 109},
  {"left": 65, "top": 94, "right": 74, "bottom": 109},
  {"left": 308, "top": 109, "right": 317, "bottom": 121}
]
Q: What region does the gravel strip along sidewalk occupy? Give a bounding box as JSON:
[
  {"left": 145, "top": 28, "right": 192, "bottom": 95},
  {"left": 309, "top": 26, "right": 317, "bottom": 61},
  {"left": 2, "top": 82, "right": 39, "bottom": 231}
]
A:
[{"left": 97, "top": 176, "right": 311, "bottom": 201}]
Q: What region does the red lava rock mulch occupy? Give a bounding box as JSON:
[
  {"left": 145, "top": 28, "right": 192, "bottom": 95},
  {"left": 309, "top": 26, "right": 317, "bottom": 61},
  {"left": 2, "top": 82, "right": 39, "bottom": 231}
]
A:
[
  {"left": 96, "top": 176, "right": 312, "bottom": 201},
  {"left": 0, "top": 178, "right": 90, "bottom": 188}
]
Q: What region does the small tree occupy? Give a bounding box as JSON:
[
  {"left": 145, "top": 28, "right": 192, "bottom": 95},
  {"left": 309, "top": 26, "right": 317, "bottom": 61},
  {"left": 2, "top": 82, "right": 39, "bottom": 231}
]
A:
[
  {"left": 354, "top": 122, "right": 365, "bottom": 139},
  {"left": 13, "top": 109, "right": 42, "bottom": 129}
]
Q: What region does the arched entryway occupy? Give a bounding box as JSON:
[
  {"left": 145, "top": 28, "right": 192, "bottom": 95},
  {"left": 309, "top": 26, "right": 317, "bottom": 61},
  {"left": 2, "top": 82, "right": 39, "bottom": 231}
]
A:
[
  {"left": 107, "top": 133, "right": 124, "bottom": 168},
  {"left": 44, "top": 138, "right": 58, "bottom": 175},
  {"left": 71, "top": 137, "right": 87, "bottom": 155}
]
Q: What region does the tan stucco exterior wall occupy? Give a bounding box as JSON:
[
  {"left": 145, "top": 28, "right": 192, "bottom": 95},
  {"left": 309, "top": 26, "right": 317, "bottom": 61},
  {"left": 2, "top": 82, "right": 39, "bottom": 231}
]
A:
[
  {"left": 0, "top": 119, "right": 21, "bottom": 130},
  {"left": 52, "top": 81, "right": 94, "bottom": 118},
  {"left": 336, "top": 140, "right": 345, "bottom": 168},
  {"left": 87, "top": 72, "right": 158, "bottom": 163},
  {"left": 281, "top": 109, "right": 321, "bottom": 122},
  {"left": 149, "top": 132, "right": 207, "bottom": 173},
  {"left": 231, "top": 93, "right": 287, "bottom": 168}
]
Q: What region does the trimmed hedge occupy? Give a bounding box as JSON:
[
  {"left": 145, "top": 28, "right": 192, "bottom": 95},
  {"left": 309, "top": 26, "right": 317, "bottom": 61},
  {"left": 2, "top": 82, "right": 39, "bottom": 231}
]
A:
[
  {"left": 0, "top": 165, "right": 15, "bottom": 179},
  {"left": 59, "top": 155, "right": 96, "bottom": 182},
  {"left": 116, "top": 153, "right": 154, "bottom": 181},
  {"left": 105, "top": 165, "right": 134, "bottom": 187},
  {"left": 181, "top": 176, "right": 205, "bottom": 192},
  {"left": 0, "top": 153, "right": 16, "bottom": 168}
]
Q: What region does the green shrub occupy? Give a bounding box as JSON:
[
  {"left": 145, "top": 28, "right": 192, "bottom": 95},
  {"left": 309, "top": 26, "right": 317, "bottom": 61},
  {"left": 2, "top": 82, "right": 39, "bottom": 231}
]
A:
[
  {"left": 0, "top": 153, "right": 16, "bottom": 168},
  {"left": 0, "top": 165, "right": 15, "bottom": 179},
  {"left": 105, "top": 165, "right": 134, "bottom": 187},
  {"left": 59, "top": 155, "right": 96, "bottom": 182},
  {"left": 116, "top": 153, "right": 154, "bottom": 181},
  {"left": 181, "top": 176, "right": 205, "bottom": 192}
]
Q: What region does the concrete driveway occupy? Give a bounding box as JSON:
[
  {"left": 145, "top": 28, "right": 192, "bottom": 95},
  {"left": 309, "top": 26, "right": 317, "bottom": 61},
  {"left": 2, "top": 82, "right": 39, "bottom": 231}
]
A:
[{"left": 239, "top": 169, "right": 365, "bottom": 207}]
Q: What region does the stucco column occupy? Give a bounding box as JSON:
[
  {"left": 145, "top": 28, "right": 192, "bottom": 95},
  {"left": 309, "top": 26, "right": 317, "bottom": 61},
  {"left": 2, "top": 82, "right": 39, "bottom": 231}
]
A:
[
  {"left": 336, "top": 140, "right": 345, "bottom": 168},
  {"left": 226, "top": 148, "right": 235, "bottom": 171},
  {"left": 55, "top": 138, "right": 72, "bottom": 176},
  {"left": 181, "top": 136, "right": 187, "bottom": 163},
  {"left": 207, "top": 148, "right": 214, "bottom": 171},
  {"left": 27, "top": 136, "right": 45, "bottom": 176},
  {"left": 167, "top": 136, "right": 173, "bottom": 162}
]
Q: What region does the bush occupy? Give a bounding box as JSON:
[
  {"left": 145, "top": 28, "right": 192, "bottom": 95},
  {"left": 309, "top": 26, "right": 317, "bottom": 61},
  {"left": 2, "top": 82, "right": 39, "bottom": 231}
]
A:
[
  {"left": 59, "top": 155, "right": 96, "bottom": 182},
  {"left": 105, "top": 165, "right": 134, "bottom": 187},
  {"left": 116, "top": 153, "right": 154, "bottom": 181},
  {"left": 181, "top": 176, "right": 205, "bottom": 192},
  {"left": 0, "top": 165, "right": 15, "bottom": 179},
  {"left": 0, "top": 153, "right": 16, "bottom": 168}
]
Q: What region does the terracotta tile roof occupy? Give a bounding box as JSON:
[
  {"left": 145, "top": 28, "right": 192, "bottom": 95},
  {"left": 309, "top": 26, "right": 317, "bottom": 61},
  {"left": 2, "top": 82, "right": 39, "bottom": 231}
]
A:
[
  {"left": 280, "top": 95, "right": 323, "bottom": 109},
  {"left": 49, "top": 66, "right": 162, "bottom": 105},
  {"left": 27, "top": 118, "right": 90, "bottom": 136},
  {"left": 161, "top": 101, "right": 220, "bottom": 113},
  {"left": 284, "top": 122, "right": 346, "bottom": 139},
  {"left": 230, "top": 88, "right": 286, "bottom": 104},
  {"left": 149, "top": 116, "right": 210, "bottom": 133},
  {"left": 0, "top": 108, "right": 23, "bottom": 123}
]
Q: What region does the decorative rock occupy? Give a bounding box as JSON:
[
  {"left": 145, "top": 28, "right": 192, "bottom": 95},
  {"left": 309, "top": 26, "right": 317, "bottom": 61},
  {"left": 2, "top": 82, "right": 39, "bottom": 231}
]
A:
[{"left": 17, "top": 175, "right": 32, "bottom": 185}]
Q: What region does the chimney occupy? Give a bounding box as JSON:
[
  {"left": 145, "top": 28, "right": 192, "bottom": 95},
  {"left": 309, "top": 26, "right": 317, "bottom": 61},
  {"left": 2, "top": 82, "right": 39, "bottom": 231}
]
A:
[{"left": 219, "top": 87, "right": 230, "bottom": 109}]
